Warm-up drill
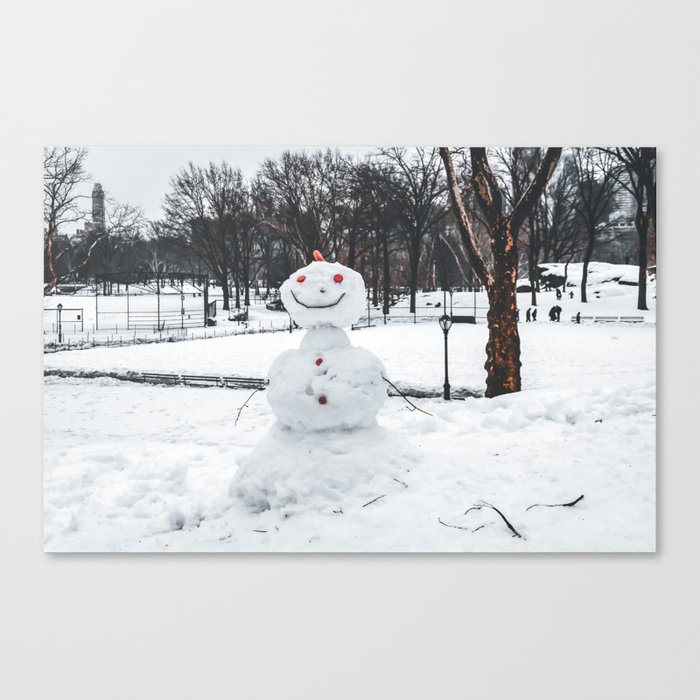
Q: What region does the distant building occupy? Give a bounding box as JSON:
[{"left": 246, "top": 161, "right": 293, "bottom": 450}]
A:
[{"left": 92, "top": 183, "right": 105, "bottom": 233}]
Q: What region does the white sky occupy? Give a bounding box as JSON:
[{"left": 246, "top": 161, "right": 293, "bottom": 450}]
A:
[{"left": 78, "top": 146, "right": 372, "bottom": 224}]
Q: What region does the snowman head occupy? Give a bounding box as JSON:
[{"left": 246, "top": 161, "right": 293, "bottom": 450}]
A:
[{"left": 280, "top": 251, "right": 366, "bottom": 328}]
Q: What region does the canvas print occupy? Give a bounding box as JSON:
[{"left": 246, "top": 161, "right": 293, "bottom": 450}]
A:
[{"left": 43, "top": 146, "right": 656, "bottom": 552}]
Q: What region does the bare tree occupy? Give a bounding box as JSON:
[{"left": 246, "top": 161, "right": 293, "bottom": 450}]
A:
[
  {"left": 440, "top": 147, "right": 561, "bottom": 398},
  {"left": 571, "top": 148, "right": 620, "bottom": 303},
  {"left": 258, "top": 150, "right": 349, "bottom": 263},
  {"left": 162, "top": 162, "right": 248, "bottom": 311},
  {"left": 379, "top": 148, "right": 448, "bottom": 313},
  {"left": 607, "top": 148, "right": 656, "bottom": 310},
  {"left": 88, "top": 200, "right": 147, "bottom": 278},
  {"left": 493, "top": 148, "right": 544, "bottom": 305},
  {"left": 43, "top": 147, "right": 99, "bottom": 294}
]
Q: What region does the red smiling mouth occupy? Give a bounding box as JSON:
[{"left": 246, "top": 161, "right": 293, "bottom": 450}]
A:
[{"left": 290, "top": 290, "right": 346, "bottom": 309}]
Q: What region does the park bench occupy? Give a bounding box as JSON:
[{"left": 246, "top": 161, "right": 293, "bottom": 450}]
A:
[
  {"left": 451, "top": 315, "right": 476, "bottom": 324},
  {"left": 222, "top": 375, "right": 268, "bottom": 390},
  {"left": 141, "top": 372, "right": 180, "bottom": 385},
  {"left": 594, "top": 316, "right": 618, "bottom": 323},
  {"left": 181, "top": 374, "right": 224, "bottom": 387},
  {"left": 619, "top": 316, "right": 645, "bottom": 323},
  {"left": 570, "top": 315, "right": 594, "bottom": 322}
]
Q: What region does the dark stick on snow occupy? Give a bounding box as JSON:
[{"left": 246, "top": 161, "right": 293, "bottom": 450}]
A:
[
  {"left": 362, "top": 495, "right": 386, "bottom": 508},
  {"left": 438, "top": 517, "right": 471, "bottom": 531},
  {"left": 234, "top": 386, "right": 264, "bottom": 426},
  {"left": 392, "top": 477, "right": 409, "bottom": 488},
  {"left": 526, "top": 495, "right": 585, "bottom": 511},
  {"left": 465, "top": 502, "right": 523, "bottom": 538},
  {"left": 381, "top": 376, "right": 433, "bottom": 416},
  {"left": 438, "top": 518, "right": 493, "bottom": 533}
]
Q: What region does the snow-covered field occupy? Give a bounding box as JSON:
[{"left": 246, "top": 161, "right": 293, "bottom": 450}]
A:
[{"left": 44, "top": 266, "right": 656, "bottom": 552}]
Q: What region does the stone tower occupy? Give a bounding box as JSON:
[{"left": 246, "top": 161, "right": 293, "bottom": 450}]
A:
[{"left": 92, "top": 183, "right": 105, "bottom": 233}]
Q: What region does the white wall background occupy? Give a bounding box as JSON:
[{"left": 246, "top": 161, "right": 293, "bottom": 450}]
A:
[{"left": 0, "top": 1, "right": 698, "bottom": 698}]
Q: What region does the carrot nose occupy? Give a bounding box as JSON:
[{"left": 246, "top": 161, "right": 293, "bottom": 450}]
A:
[{"left": 313, "top": 250, "right": 324, "bottom": 262}]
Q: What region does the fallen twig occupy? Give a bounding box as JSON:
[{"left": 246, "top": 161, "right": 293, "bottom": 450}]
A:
[
  {"left": 526, "top": 495, "right": 585, "bottom": 511},
  {"left": 252, "top": 529, "right": 268, "bottom": 533},
  {"left": 234, "top": 386, "right": 264, "bottom": 426},
  {"left": 437, "top": 518, "right": 493, "bottom": 533},
  {"left": 438, "top": 517, "right": 471, "bottom": 531},
  {"left": 465, "top": 501, "right": 523, "bottom": 538},
  {"left": 392, "top": 477, "right": 409, "bottom": 488},
  {"left": 362, "top": 495, "right": 386, "bottom": 508},
  {"left": 382, "top": 376, "right": 433, "bottom": 416}
]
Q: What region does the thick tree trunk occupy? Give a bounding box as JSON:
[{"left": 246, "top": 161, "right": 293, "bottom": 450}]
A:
[
  {"left": 484, "top": 235, "right": 522, "bottom": 397},
  {"left": 221, "top": 274, "right": 230, "bottom": 311}
]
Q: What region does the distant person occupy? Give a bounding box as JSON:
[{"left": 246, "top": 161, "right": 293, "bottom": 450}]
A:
[
  {"left": 569, "top": 291, "right": 574, "bottom": 299},
  {"left": 556, "top": 288, "right": 562, "bottom": 300},
  {"left": 526, "top": 308, "right": 532, "bottom": 323},
  {"left": 549, "top": 306, "right": 557, "bottom": 321},
  {"left": 554, "top": 305, "right": 562, "bottom": 322},
  {"left": 575, "top": 311, "right": 581, "bottom": 324},
  {"left": 532, "top": 308, "right": 538, "bottom": 322}
]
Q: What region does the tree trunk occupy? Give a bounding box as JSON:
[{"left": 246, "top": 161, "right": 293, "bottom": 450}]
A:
[
  {"left": 221, "top": 274, "right": 230, "bottom": 311},
  {"left": 382, "top": 239, "right": 391, "bottom": 315},
  {"left": 484, "top": 231, "right": 521, "bottom": 397},
  {"left": 408, "top": 256, "right": 419, "bottom": 314},
  {"left": 529, "top": 253, "right": 537, "bottom": 307},
  {"left": 528, "top": 210, "right": 538, "bottom": 306},
  {"left": 637, "top": 219, "right": 649, "bottom": 311},
  {"left": 580, "top": 230, "right": 595, "bottom": 303}
]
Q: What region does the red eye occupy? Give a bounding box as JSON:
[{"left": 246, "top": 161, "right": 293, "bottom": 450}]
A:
[
  {"left": 296, "top": 275, "right": 306, "bottom": 282},
  {"left": 333, "top": 274, "right": 343, "bottom": 283}
]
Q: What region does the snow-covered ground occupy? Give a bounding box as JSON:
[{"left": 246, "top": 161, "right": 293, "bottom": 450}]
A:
[{"left": 44, "top": 266, "right": 656, "bottom": 551}]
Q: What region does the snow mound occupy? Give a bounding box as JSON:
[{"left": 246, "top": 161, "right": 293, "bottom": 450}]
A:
[
  {"left": 538, "top": 262, "right": 646, "bottom": 288},
  {"left": 232, "top": 423, "right": 417, "bottom": 512}
]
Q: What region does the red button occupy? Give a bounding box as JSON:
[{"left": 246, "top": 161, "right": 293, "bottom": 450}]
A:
[
  {"left": 315, "top": 358, "right": 323, "bottom": 366},
  {"left": 318, "top": 396, "right": 327, "bottom": 405}
]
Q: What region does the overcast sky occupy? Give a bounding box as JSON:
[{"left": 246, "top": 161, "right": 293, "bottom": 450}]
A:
[{"left": 78, "top": 146, "right": 372, "bottom": 223}]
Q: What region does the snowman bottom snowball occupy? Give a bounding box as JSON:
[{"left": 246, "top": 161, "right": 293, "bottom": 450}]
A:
[{"left": 267, "top": 326, "right": 386, "bottom": 432}]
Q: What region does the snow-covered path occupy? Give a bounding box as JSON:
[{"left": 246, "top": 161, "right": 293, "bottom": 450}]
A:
[{"left": 44, "top": 319, "right": 655, "bottom": 552}]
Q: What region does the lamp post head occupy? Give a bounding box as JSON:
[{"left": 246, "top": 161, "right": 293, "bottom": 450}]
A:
[
  {"left": 57, "top": 303, "right": 63, "bottom": 311},
  {"left": 438, "top": 314, "right": 452, "bottom": 332}
]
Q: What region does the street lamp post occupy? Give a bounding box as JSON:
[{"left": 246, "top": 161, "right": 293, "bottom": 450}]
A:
[
  {"left": 438, "top": 313, "right": 452, "bottom": 400},
  {"left": 57, "top": 303, "right": 63, "bottom": 344}
]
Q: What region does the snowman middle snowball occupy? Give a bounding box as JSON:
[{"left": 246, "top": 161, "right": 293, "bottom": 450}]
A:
[{"left": 267, "top": 254, "right": 387, "bottom": 431}]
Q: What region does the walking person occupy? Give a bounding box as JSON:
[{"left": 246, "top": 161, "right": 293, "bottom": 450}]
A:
[
  {"left": 526, "top": 308, "right": 531, "bottom": 323},
  {"left": 532, "top": 308, "right": 537, "bottom": 322}
]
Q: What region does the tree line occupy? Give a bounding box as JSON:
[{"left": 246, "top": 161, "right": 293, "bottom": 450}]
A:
[{"left": 44, "top": 146, "right": 656, "bottom": 396}]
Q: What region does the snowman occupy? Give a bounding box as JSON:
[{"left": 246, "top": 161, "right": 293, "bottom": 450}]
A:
[
  {"left": 267, "top": 250, "right": 386, "bottom": 431},
  {"left": 232, "top": 251, "right": 415, "bottom": 513}
]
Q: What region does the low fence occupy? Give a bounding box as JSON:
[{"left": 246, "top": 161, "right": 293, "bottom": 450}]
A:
[
  {"left": 44, "top": 368, "right": 483, "bottom": 399},
  {"left": 44, "top": 321, "right": 294, "bottom": 353}
]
